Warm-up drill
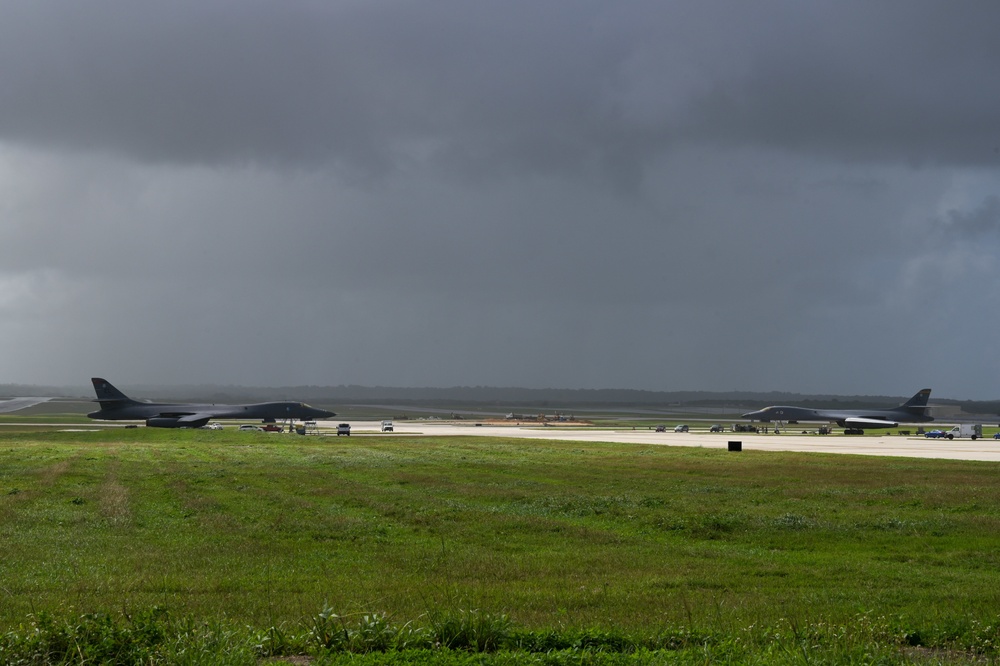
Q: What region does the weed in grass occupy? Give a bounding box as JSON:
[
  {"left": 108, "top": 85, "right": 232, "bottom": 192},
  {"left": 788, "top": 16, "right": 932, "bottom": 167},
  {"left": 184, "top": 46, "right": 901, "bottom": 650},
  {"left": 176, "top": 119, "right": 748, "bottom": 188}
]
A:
[
  {"left": 428, "top": 609, "right": 512, "bottom": 651},
  {"left": 305, "top": 607, "right": 348, "bottom": 651},
  {"left": 256, "top": 621, "right": 304, "bottom": 659},
  {"left": 350, "top": 612, "right": 397, "bottom": 652},
  {"left": 1, "top": 608, "right": 169, "bottom": 664},
  {"left": 2, "top": 607, "right": 999, "bottom": 664}
]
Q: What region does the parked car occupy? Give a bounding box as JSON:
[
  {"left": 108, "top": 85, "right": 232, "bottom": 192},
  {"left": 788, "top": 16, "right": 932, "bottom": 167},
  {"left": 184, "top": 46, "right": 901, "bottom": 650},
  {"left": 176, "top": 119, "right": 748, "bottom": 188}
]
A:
[
  {"left": 261, "top": 424, "right": 283, "bottom": 432},
  {"left": 239, "top": 424, "right": 262, "bottom": 432},
  {"left": 994, "top": 432, "right": 1000, "bottom": 440},
  {"left": 337, "top": 423, "right": 351, "bottom": 436},
  {"left": 924, "top": 429, "right": 948, "bottom": 438},
  {"left": 654, "top": 425, "right": 666, "bottom": 432},
  {"left": 709, "top": 424, "right": 724, "bottom": 432},
  {"left": 381, "top": 420, "right": 394, "bottom": 432},
  {"left": 674, "top": 424, "right": 689, "bottom": 433}
]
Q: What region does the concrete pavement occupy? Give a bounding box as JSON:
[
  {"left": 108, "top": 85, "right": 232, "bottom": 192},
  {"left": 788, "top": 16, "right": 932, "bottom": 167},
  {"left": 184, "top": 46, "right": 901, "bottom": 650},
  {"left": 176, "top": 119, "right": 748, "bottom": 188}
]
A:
[{"left": 325, "top": 420, "right": 1000, "bottom": 462}]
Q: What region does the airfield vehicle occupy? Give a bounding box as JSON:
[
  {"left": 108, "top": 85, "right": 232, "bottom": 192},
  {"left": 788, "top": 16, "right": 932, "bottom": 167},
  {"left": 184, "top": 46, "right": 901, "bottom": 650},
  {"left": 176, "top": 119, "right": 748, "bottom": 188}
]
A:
[
  {"left": 337, "top": 423, "right": 351, "bottom": 436},
  {"left": 943, "top": 424, "right": 982, "bottom": 440},
  {"left": 674, "top": 424, "right": 689, "bottom": 432},
  {"left": 655, "top": 425, "right": 666, "bottom": 432},
  {"left": 924, "top": 429, "right": 948, "bottom": 439},
  {"left": 709, "top": 424, "right": 724, "bottom": 432},
  {"left": 381, "top": 420, "right": 394, "bottom": 432},
  {"left": 238, "top": 424, "right": 263, "bottom": 432}
]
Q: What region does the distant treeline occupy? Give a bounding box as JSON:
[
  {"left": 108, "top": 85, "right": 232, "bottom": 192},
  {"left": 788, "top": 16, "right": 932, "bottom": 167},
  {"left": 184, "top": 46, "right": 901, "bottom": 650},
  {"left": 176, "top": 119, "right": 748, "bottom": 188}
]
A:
[{"left": 3, "top": 383, "right": 998, "bottom": 415}]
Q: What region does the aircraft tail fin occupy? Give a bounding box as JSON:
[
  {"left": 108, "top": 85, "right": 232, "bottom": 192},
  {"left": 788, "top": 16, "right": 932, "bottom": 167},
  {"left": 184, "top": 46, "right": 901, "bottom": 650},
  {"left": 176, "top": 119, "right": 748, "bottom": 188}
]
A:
[
  {"left": 898, "top": 388, "right": 932, "bottom": 415},
  {"left": 91, "top": 378, "right": 137, "bottom": 408}
]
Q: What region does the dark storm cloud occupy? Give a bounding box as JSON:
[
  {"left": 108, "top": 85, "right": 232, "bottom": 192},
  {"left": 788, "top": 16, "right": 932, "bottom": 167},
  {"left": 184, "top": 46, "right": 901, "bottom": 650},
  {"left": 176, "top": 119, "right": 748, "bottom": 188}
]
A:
[
  {"left": 1, "top": 1, "right": 999, "bottom": 397},
  {"left": 3, "top": 1, "right": 998, "bottom": 176},
  {"left": 0, "top": 1, "right": 398, "bottom": 169},
  {"left": 686, "top": 3, "right": 1000, "bottom": 166},
  {"left": 0, "top": 0, "right": 634, "bottom": 175},
  {"left": 937, "top": 196, "right": 1000, "bottom": 237}
]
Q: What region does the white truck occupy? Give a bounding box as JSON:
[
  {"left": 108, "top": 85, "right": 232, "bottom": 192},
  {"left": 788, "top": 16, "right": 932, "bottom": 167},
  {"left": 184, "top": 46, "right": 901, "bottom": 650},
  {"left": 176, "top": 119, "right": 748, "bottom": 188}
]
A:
[{"left": 944, "top": 424, "right": 982, "bottom": 440}]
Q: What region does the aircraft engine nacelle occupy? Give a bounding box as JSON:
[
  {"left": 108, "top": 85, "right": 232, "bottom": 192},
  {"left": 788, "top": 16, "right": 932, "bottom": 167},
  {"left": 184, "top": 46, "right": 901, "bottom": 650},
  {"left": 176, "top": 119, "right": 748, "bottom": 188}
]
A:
[
  {"left": 146, "top": 417, "right": 184, "bottom": 428},
  {"left": 145, "top": 417, "right": 210, "bottom": 428}
]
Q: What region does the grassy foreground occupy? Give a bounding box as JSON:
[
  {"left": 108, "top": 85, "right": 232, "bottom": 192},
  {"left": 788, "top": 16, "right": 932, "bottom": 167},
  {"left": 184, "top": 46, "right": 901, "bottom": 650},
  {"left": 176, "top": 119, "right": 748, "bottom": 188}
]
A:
[{"left": 1, "top": 427, "right": 1000, "bottom": 663}]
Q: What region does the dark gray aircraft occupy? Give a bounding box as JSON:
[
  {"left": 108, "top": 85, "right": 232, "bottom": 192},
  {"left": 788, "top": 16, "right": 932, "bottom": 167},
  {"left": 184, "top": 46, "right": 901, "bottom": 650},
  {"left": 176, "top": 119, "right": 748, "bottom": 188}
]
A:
[
  {"left": 87, "top": 377, "right": 335, "bottom": 428},
  {"left": 742, "top": 388, "right": 933, "bottom": 433}
]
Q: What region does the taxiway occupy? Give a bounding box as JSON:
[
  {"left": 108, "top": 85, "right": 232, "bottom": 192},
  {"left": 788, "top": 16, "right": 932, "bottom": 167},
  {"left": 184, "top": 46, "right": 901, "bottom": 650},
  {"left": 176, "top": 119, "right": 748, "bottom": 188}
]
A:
[{"left": 330, "top": 420, "right": 1000, "bottom": 462}]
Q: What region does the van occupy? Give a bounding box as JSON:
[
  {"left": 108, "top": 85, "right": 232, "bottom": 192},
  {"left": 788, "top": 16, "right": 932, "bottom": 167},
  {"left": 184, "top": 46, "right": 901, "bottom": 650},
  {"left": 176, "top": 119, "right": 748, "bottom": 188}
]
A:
[
  {"left": 381, "top": 420, "right": 394, "bottom": 432},
  {"left": 944, "top": 424, "right": 982, "bottom": 440}
]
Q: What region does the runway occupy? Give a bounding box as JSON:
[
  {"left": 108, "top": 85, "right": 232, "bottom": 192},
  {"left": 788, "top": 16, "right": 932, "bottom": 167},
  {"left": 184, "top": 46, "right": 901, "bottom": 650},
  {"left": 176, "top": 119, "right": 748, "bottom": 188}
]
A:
[
  {"left": 330, "top": 420, "right": 1000, "bottom": 463},
  {"left": 0, "top": 397, "right": 52, "bottom": 413}
]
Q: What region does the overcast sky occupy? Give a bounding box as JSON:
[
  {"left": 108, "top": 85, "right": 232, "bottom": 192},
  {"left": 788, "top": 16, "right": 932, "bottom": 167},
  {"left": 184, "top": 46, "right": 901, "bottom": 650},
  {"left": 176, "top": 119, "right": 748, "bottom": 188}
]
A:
[{"left": 1, "top": 0, "right": 998, "bottom": 399}]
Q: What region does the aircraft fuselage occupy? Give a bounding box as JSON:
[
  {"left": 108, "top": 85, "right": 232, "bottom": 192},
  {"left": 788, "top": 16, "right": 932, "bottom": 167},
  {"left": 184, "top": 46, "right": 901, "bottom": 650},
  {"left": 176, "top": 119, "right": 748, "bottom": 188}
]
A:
[
  {"left": 742, "top": 389, "right": 933, "bottom": 430},
  {"left": 741, "top": 406, "right": 922, "bottom": 428},
  {"left": 87, "top": 378, "right": 335, "bottom": 428}
]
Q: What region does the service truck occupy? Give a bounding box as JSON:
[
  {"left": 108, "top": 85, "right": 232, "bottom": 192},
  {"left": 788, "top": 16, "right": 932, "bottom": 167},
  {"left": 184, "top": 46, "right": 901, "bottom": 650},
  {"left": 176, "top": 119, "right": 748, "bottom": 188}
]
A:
[{"left": 944, "top": 424, "right": 982, "bottom": 440}]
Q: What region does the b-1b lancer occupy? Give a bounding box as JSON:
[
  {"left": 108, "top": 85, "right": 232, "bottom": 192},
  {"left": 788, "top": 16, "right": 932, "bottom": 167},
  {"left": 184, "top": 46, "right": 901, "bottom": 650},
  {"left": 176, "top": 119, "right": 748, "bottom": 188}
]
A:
[
  {"left": 742, "top": 388, "right": 933, "bottom": 433},
  {"left": 87, "top": 378, "right": 335, "bottom": 428}
]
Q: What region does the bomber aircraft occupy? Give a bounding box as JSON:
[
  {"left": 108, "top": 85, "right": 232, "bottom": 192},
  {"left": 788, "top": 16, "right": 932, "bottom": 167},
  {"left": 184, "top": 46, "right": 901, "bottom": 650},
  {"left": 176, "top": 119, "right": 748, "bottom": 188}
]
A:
[
  {"left": 87, "top": 377, "right": 335, "bottom": 428},
  {"left": 742, "top": 388, "right": 933, "bottom": 433}
]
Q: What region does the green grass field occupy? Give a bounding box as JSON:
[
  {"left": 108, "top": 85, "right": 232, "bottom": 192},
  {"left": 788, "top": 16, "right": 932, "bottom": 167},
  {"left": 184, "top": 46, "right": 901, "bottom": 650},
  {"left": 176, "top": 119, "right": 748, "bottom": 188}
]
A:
[{"left": 2, "top": 426, "right": 999, "bottom": 663}]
